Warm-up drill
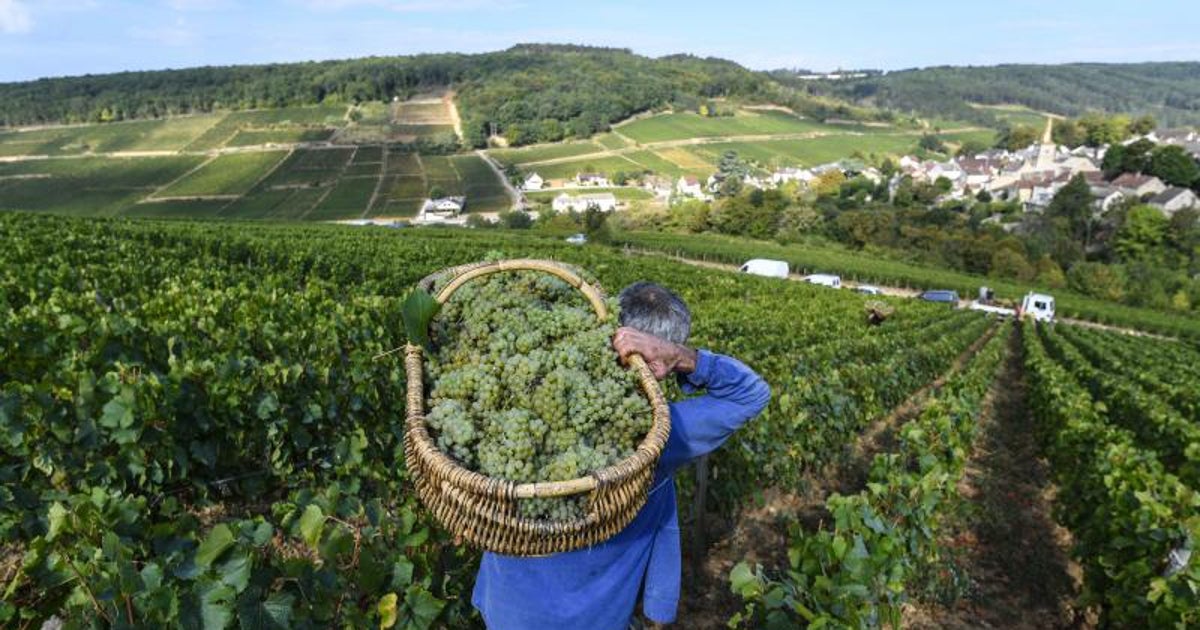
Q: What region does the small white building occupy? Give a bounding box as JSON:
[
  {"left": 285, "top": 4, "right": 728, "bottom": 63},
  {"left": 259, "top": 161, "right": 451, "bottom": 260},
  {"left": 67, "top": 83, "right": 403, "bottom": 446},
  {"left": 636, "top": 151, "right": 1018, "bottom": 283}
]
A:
[
  {"left": 771, "top": 167, "right": 815, "bottom": 186},
  {"left": 416, "top": 196, "right": 467, "bottom": 225},
  {"left": 676, "top": 175, "right": 705, "bottom": 199},
  {"left": 1149, "top": 187, "right": 1198, "bottom": 217},
  {"left": 575, "top": 173, "right": 610, "bottom": 187},
  {"left": 552, "top": 192, "right": 618, "bottom": 213},
  {"left": 522, "top": 173, "right": 544, "bottom": 191}
]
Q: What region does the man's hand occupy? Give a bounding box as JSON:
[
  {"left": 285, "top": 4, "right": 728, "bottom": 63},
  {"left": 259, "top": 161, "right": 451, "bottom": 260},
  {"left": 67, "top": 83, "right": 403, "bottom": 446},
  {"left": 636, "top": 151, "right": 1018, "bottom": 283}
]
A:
[{"left": 612, "top": 327, "right": 697, "bottom": 380}]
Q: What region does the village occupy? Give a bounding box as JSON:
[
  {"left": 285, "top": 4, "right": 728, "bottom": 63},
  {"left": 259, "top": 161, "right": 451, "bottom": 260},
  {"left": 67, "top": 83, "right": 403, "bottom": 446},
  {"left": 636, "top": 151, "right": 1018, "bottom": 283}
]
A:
[{"left": 409, "top": 119, "right": 1199, "bottom": 226}]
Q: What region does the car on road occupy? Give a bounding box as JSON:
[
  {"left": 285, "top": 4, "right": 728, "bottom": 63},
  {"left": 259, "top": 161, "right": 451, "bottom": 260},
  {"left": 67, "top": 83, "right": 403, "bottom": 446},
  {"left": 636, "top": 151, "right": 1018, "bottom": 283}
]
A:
[
  {"left": 854, "top": 284, "right": 883, "bottom": 295},
  {"left": 565, "top": 233, "right": 587, "bottom": 245},
  {"left": 802, "top": 274, "right": 842, "bottom": 289},
  {"left": 918, "top": 290, "right": 960, "bottom": 307}
]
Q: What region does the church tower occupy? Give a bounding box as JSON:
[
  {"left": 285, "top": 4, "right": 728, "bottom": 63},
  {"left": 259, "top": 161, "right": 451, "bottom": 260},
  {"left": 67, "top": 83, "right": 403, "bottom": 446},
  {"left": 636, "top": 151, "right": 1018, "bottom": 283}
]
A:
[{"left": 1034, "top": 117, "right": 1056, "bottom": 171}]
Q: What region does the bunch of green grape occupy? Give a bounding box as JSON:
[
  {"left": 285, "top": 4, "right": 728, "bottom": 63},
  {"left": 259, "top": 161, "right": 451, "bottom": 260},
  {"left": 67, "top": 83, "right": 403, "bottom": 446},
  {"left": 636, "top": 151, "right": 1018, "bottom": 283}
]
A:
[{"left": 425, "top": 271, "right": 653, "bottom": 520}]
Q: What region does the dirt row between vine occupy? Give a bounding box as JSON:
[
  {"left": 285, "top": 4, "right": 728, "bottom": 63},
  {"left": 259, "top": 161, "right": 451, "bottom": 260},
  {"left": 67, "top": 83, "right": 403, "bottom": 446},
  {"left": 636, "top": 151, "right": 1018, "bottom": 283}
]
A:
[
  {"left": 671, "top": 323, "right": 1001, "bottom": 628},
  {"left": 905, "top": 325, "right": 1087, "bottom": 629}
]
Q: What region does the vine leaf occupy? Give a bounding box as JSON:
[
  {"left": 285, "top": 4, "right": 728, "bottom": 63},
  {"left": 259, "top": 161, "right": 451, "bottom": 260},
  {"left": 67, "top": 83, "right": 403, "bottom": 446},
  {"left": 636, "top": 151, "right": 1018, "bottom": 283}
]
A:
[
  {"left": 401, "top": 289, "right": 441, "bottom": 353},
  {"left": 196, "top": 524, "right": 235, "bottom": 568}
]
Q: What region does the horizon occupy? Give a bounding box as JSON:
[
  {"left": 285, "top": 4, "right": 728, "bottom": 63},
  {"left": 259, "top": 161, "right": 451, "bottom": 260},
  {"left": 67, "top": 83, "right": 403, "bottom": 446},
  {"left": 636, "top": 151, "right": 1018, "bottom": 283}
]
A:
[{"left": 0, "top": 0, "right": 1198, "bottom": 83}]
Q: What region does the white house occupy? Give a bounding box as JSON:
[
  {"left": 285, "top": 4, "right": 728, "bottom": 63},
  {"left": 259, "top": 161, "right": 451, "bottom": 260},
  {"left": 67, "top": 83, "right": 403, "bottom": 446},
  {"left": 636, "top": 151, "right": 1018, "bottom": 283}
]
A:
[
  {"left": 552, "top": 192, "right": 618, "bottom": 213},
  {"left": 771, "top": 167, "right": 815, "bottom": 186},
  {"left": 416, "top": 196, "right": 467, "bottom": 225},
  {"left": 1148, "top": 187, "right": 1198, "bottom": 217},
  {"left": 1090, "top": 186, "right": 1126, "bottom": 213},
  {"left": 575, "top": 173, "right": 610, "bottom": 187},
  {"left": 522, "top": 173, "right": 544, "bottom": 191},
  {"left": 676, "top": 175, "right": 705, "bottom": 199}
]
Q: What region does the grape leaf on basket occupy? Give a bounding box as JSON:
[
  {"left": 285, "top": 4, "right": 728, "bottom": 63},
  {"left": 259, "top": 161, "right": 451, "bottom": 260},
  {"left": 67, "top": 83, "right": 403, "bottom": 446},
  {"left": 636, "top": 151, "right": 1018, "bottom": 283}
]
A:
[{"left": 402, "top": 288, "right": 442, "bottom": 352}]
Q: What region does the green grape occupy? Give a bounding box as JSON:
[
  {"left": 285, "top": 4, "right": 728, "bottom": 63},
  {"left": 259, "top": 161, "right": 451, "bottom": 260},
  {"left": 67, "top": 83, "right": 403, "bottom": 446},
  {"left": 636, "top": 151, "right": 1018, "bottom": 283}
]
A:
[{"left": 426, "top": 270, "right": 653, "bottom": 521}]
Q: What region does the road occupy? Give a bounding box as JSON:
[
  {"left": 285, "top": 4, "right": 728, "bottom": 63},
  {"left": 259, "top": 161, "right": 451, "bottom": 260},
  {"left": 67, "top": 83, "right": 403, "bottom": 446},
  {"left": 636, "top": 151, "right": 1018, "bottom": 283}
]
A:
[
  {"left": 475, "top": 149, "right": 521, "bottom": 211},
  {"left": 622, "top": 247, "right": 1176, "bottom": 341}
]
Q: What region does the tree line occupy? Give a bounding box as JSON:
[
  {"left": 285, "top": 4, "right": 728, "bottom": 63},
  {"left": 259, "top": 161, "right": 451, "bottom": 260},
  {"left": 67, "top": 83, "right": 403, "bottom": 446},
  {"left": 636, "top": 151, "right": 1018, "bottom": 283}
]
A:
[
  {"left": 797, "top": 62, "right": 1200, "bottom": 128},
  {"left": 0, "top": 44, "right": 771, "bottom": 149}
]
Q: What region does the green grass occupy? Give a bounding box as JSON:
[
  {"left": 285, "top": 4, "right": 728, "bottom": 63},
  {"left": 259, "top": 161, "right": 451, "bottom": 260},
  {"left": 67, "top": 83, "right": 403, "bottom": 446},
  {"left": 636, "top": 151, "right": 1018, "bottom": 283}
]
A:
[
  {"left": 368, "top": 197, "right": 422, "bottom": 218},
  {"left": 184, "top": 105, "right": 347, "bottom": 151},
  {"left": 526, "top": 187, "right": 652, "bottom": 203},
  {"left": 225, "top": 128, "right": 335, "bottom": 147},
  {"left": 344, "top": 163, "right": 381, "bottom": 177},
  {"left": 385, "top": 151, "right": 422, "bottom": 175},
  {"left": 392, "top": 124, "right": 456, "bottom": 137},
  {"left": 0, "top": 156, "right": 206, "bottom": 215},
  {"left": 421, "top": 156, "right": 459, "bottom": 180},
  {"left": 120, "top": 199, "right": 230, "bottom": 218},
  {"left": 352, "top": 146, "right": 383, "bottom": 163},
  {"left": 618, "top": 110, "right": 825, "bottom": 144},
  {"left": 381, "top": 175, "right": 426, "bottom": 201},
  {"left": 453, "top": 154, "right": 511, "bottom": 213},
  {"left": 970, "top": 103, "right": 1051, "bottom": 128},
  {"left": 0, "top": 116, "right": 223, "bottom": 156},
  {"left": 523, "top": 155, "right": 644, "bottom": 180},
  {"left": 594, "top": 133, "right": 629, "bottom": 150},
  {"left": 309, "top": 178, "right": 378, "bottom": 219},
  {"left": 392, "top": 101, "right": 450, "bottom": 124},
  {"left": 157, "top": 151, "right": 287, "bottom": 197},
  {"left": 623, "top": 150, "right": 690, "bottom": 177},
  {"left": 489, "top": 142, "right": 604, "bottom": 167}
]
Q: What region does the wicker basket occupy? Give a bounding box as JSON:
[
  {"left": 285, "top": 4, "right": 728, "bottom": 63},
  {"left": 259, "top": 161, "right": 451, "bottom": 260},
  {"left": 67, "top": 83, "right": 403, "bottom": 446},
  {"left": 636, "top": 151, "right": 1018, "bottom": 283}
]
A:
[{"left": 403, "top": 259, "right": 671, "bottom": 556}]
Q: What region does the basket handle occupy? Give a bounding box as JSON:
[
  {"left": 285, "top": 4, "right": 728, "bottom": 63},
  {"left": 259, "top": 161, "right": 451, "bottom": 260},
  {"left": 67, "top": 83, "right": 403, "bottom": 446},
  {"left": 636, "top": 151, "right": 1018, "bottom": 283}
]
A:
[{"left": 432, "top": 259, "right": 609, "bottom": 320}]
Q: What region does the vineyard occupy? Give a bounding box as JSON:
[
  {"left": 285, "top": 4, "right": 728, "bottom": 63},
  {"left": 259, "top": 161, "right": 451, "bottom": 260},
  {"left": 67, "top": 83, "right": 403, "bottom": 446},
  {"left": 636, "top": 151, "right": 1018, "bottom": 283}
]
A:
[{"left": 2, "top": 212, "right": 1197, "bottom": 628}]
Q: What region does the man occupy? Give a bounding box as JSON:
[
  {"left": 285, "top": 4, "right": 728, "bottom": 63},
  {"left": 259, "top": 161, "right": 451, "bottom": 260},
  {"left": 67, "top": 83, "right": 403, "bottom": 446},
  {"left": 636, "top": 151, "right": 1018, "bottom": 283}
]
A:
[{"left": 472, "top": 281, "right": 771, "bottom": 629}]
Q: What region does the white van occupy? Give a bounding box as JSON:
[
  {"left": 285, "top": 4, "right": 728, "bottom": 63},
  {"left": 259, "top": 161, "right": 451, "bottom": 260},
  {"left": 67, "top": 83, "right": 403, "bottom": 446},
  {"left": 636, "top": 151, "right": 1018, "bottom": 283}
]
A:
[
  {"left": 739, "top": 259, "right": 789, "bottom": 279},
  {"left": 802, "top": 274, "right": 842, "bottom": 289},
  {"left": 1021, "top": 292, "right": 1056, "bottom": 322}
]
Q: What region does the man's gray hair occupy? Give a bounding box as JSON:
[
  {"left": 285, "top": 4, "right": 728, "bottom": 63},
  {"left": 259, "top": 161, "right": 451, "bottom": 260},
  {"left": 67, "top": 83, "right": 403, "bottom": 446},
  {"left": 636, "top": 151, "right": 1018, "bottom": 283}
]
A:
[{"left": 617, "top": 282, "right": 691, "bottom": 344}]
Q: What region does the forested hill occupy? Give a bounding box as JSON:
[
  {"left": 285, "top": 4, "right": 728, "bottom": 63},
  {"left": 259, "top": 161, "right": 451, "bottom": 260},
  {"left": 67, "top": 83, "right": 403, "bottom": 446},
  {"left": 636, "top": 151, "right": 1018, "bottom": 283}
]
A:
[
  {"left": 0, "top": 44, "right": 773, "bottom": 146},
  {"left": 790, "top": 62, "right": 1200, "bottom": 127}
]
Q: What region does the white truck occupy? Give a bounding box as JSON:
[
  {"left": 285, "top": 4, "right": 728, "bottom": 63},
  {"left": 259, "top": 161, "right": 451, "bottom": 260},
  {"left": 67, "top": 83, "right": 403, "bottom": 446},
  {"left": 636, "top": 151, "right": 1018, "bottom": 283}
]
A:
[
  {"left": 802, "top": 274, "right": 842, "bottom": 289},
  {"left": 739, "top": 259, "right": 789, "bottom": 279},
  {"left": 1021, "top": 292, "right": 1056, "bottom": 322},
  {"left": 967, "top": 288, "right": 1056, "bottom": 322}
]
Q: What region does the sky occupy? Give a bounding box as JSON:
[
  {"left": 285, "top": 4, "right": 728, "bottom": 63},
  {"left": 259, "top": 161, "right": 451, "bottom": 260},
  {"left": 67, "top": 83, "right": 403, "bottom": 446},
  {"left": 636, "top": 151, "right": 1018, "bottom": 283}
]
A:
[{"left": 1, "top": 0, "right": 1198, "bottom": 83}]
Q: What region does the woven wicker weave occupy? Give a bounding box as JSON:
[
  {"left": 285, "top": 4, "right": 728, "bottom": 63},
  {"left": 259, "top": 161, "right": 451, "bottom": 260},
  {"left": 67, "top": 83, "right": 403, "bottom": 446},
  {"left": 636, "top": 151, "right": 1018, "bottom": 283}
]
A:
[{"left": 404, "top": 259, "right": 671, "bottom": 556}]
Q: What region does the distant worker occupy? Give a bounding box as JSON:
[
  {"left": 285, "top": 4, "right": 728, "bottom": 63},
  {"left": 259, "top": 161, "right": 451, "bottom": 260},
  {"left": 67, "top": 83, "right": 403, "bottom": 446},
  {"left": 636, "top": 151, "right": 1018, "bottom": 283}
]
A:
[{"left": 471, "top": 281, "right": 771, "bottom": 629}]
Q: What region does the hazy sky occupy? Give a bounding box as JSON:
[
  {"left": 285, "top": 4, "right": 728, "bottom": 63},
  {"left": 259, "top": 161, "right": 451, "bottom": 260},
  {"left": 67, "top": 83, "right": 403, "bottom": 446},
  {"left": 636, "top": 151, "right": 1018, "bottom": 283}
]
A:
[{"left": 1, "top": 0, "right": 1198, "bottom": 82}]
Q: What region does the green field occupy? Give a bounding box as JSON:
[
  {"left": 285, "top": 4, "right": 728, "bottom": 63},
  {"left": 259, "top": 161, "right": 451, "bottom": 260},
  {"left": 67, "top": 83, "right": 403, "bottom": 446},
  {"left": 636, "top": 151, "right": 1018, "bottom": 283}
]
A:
[
  {"left": 224, "top": 128, "right": 335, "bottom": 147},
  {"left": 617, "top": 110, "right": 828, "bottom": 144},
  {"left": 489, "top": 141, "right": 604, "bottom": 167},
  {"left": 0, "top": 156, "right": 207, "bottom": 215},
  {"left": 308, "top": 177, "right": 378, "bottom": 219},
  {"left": 971, "top": 103, "right": 1052, "bottom": 128},
  {"left": 525, "top": 187, "right": 653, "bottom": 203},
  {"left": 0, "top": 116, "right": 222, "bottom": 157},
  {"left": 155, "top": 151, "right": 287, "bottom": 197},
  {"left": 184, "top": 105, "right": 348, "bottom": 151}
]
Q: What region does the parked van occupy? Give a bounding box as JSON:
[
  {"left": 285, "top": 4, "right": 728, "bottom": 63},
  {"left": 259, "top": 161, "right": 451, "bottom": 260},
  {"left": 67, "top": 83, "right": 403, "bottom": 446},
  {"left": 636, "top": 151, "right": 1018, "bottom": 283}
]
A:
[
  {"left": 1021, "top": 292, "right": 1056, "bottom": 322},
  {"left": 802, "top": 274, "right": 842, "bottom": 289},
  {"left": 739, "top": 259, "right": 789, "bottom": 279}
]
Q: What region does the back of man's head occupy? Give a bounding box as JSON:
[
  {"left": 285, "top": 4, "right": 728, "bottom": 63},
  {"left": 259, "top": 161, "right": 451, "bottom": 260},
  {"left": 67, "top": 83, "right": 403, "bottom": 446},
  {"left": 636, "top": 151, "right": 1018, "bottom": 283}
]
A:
[{"left": 617, "top": 282, "right": 691, "bottom": 344}]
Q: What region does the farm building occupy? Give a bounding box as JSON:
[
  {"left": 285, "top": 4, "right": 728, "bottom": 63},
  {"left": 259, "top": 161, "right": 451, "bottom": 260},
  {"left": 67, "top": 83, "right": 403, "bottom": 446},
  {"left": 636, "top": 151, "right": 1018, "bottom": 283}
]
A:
[
  {"left": 552, "top": 192, "right": 618, "bottom": 213},
  {"left": 522, "top": 173, "right": 544, "bottom": 191},
  {"left": 416, "top": 196, "right": 467, "bottom": 225},
  {"left": 575, "top": 173, "right": 611, "bottom": 187},
  {"left": 675, "top": 176, "right": 705, "bottom": 199}
]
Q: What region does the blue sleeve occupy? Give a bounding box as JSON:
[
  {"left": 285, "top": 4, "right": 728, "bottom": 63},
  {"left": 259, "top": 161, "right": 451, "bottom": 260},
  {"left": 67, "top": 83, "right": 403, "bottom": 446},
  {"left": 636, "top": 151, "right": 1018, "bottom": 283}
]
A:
[{"left": 657, "top": 350, "right": 770, "bottom": 475}]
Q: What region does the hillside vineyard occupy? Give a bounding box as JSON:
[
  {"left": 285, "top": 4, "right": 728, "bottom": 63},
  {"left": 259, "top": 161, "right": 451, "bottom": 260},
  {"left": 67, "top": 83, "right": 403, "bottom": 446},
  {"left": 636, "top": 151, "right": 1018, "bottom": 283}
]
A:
[{"left": 2, "top": 214, "right": 1196, "bottom": 627}]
